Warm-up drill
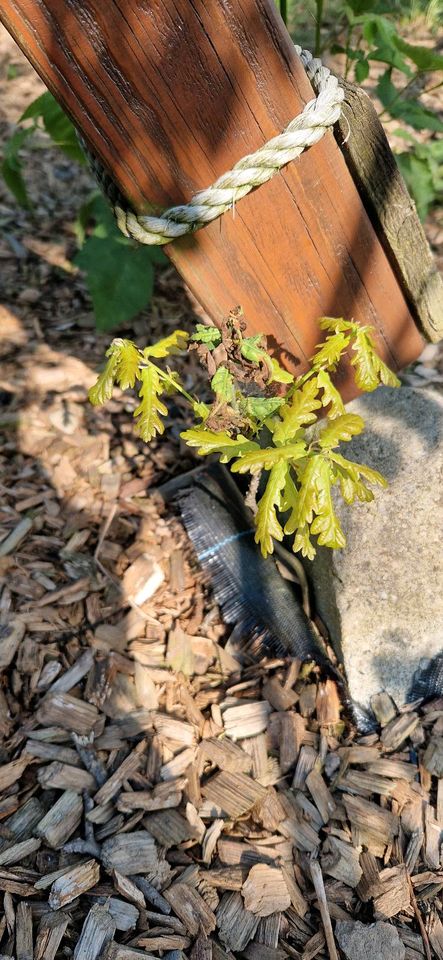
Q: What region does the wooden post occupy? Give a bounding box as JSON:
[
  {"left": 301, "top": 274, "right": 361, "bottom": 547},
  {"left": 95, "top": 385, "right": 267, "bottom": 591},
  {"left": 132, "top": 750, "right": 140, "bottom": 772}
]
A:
[{"left": 0, "top": 0, "right": 428, "bottom": 396}]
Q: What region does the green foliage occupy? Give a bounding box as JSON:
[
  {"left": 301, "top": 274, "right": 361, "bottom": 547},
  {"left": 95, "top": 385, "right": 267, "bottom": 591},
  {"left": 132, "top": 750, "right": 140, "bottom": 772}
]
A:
[
  {"left": 90, "top": 314, "right": 399, "bottom": 560},
  {"left": 1, "top": 96, "right": 165, "bottom": 331}
]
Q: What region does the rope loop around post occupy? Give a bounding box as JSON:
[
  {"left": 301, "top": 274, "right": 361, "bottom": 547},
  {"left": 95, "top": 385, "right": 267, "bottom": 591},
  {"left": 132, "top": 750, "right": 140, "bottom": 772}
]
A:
[{"left": 85, "top": 47, "right": 344, "bottom": 247}]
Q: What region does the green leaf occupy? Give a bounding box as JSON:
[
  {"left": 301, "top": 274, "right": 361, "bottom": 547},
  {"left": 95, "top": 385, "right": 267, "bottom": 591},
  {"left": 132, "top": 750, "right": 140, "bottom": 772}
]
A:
[
  {"left": 318, "top": 413, "right": 365, "bottom": 449},
  {"left": 192, "top": 401, "right": 210, "bottom": 421},
  {"left": 355, "top": 58, "right": 370, "bottom": 82},
  {"left": 319, "top": 317, "right": 354, "bottom": 334},
  {"left": 240, "top": 335, "right": 267, "bottom": 364},
  {"left": 273, "top": 379, "right": 322, "bottom": 444},
  {"left": 254, "top": 461, "right": 288, "bottom": 557},
  {"left": 144, "top": 330, "right": 189, "bottom": 358},
  {"left": 112, "top": 338, "right": 141, "bottom": 390},
  {"left": 191, "top": 324, "right": 222, "bottom": 347},
  {"left": 350, "top": 329, "right": 400, "bottom": 391},
  {"left": 133, "top": 365, "right": 168, "bottom": 442},
  {"left": 394, "top": 37, "right": 443, "bottom": 72},
  {"left": 181, "top": 428, "right": 259, "bottom": 462},
  {"left": 316, "top": 370, "right": 346, "bottom": 418},
  {"left": 268, "top": 357, "right": 294, "bottom": 384},
  {"left": 377, "top": 70, "right": 443, "bottom": 132},
  {"left": 21, "top": 92, "right": 85, "bottom": 162},
  {"left": 230, "top": 441, "right": 307, "bottom": 476},
  {"left": 1, "top": 127, "right": 34, "bottom": 207},
  {"left": 312, "top": 332, "right": 350, "bottom": 370},
  {"left": 88, "top": 340, "right": 123, "bottom": 406},
  {"left": 211, "top": 366, "right": 235, "bottom": 402},
  {"left": 74, "top": 234, "right": 156, "bottom": 331},
  {"left": 396, "top": 147, "right": 442, "bottom": 220},
  {"left": 242, "top": 396, "right": 285, "bottom": 423},
  {"left": 293, "top": 525, "right": 316, "bottom": 561}
]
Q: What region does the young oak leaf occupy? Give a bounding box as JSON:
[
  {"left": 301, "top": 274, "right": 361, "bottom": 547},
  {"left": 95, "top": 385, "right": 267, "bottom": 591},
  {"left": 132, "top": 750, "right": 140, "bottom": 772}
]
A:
[
  {"left": 241, "top": 396, "right": 285, "bottom": 425},
  {"left": 311, "top": 331, "right": 350, "bottom": 371},
  {"left": 211, "top": 366, "right": 235, "bottom": 402},
  {"left": 254, "top": 461, "right": 288, "bottom": 557},
  {"left": 144, "top": 330, "right": 189, "bottom": 359},
  {"left": 315, "top": 369, "right": 345, "bottom": 418},
  {"left": 329, "top": 451, "right": 387, "bottom": 488},
  {"left": 181, "top": 428, "right": 259, "bottom": 463},
  {"left": 273, "top": 378, "right": 322, "bottom": 444},
  {"left": 350, "top": 328, "right": 400, "bottom": 391},
  {"left": 284, "top": 454, "right": 324, "bottom": 535},
  {"left": 293, "top": 525, "right": 316, "bottom": 561},
  {"left": 88, "top": 339, "right": 123, "bottom": 406},
  {"left": 191, "top": 324, "right": 222, "bottom": 347},
  {"left": 134, "top": 365, "right": 168, "bottom": 442},
  {"left": 319, "top": 316, "right": 357, "bottom": 335},
  {"left": 114, "top": 338, "right": 142, "bottom": 390},
  {"left": 318, "top": 413, "right": 365, "bottom": 450},
  {"left": 231, "top": 441, "right": 307, "bottom": 476}
]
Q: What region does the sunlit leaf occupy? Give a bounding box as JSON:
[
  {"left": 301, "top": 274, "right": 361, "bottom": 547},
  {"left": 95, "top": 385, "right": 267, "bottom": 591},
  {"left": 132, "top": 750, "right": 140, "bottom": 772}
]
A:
[
  {"left": 144, "top": 330, "right": 189, "bottom": 358},
  {"left": 268, "top": 357, "right": 294, "bottom": 384},
  {"left": 231, "top": 441, "right": 307, "bottom": 475},
  {"left": 254, "top": 461, "right": 288, "bottom": 557},
  {"left": 181, "top": 428, "right": 259, "bottom": 462},
  {"left": 329, "top": 451, "right": 387, "bottom": 488},
  {"left": 350, "top": 328, "right": 400, "bottom": 391},
  {"left": 133, "top": 365, "right": 168, "bottom": 442},
  {"left": 88, "top": 340, "right": 123, "bottom": 406},
  {"left": 318, "top": 413, "right": 365, "bottom": 449},
  {"left": 273, "top": 378, "right": 321, "bottom": 443},
  {"left": 316, "top": 369, "right": 345, "bottom": 418},
  {"left": 113, "top": 338, "right": 141, "bottom": 390},
  {"left": 240, "top": 335, "right": 267, "bottom": 364},
  {"left": 242, "top": 396, "right": 285, "bottom": 423},
  {"left": 284, "top": 454, "right": 324, "bottom": 534},
  {"left": 312, "top": 332, "right": 350, "bottom": 370},
  {"left": 293, "top": 525, "right": 316, "bottom": 561}
]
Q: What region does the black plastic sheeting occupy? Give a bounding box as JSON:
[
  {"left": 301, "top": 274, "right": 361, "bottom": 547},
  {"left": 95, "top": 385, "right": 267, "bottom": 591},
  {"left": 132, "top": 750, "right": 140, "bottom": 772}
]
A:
[{"left": 164, "top": 463, "right": 377, "bottom": 733}]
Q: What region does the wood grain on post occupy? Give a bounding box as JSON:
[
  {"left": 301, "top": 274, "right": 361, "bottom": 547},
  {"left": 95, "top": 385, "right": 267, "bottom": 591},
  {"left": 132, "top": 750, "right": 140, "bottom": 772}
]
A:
[{"left": 0, "top": 0, "right": 426, "bottom": 396}]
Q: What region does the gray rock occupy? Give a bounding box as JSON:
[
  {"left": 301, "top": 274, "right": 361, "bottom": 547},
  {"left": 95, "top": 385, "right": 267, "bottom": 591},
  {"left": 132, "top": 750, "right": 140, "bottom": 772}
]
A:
[
  {"left": 335, "top": 919, "right": 405, "bottom": 960},
  {"left": 307, "top": 385, "right": 443, "bottom": 711}
]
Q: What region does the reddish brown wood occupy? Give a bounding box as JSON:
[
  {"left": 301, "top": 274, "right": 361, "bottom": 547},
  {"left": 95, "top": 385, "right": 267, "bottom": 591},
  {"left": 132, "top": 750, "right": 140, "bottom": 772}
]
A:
[{"left": 0, "top": 0, "right": 424, "bottom": 394}]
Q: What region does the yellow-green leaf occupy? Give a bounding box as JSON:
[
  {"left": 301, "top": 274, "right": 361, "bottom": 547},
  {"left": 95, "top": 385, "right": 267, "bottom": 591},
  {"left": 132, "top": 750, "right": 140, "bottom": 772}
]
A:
[
  {"left": 318, "top": 413, "right": 365, "bottom": 450},
  {"left": 88, "top": 340, "right": 122, "bottom": 406},
  {"left": 312, "top": 332, "right": 350, "bottom": 370},
  {"left": 254, "top": 461, "right": 288, "bottom": 557},
  {"left": 319, "top": 317, "right": 356, "bottom": 335},
  {"left": 268, "top": 357, "right": 294, "bottom": 384},
  {"left": 316, "top": 369, "right": 345, "bottom": 418},
  {"left": 134, "top": 366, "right": 168, "bottom": 442},
  {"left": 310, "top": 458, "right": 346, "bottom": 549},
  {"left": 230, "top": 441, "right": 307, "bottom": 476},
  {"left": 350, "top": 329, "right": 400, "bottom": 391},
  {"left": 329, "top": 451, "right": 387, "bottom": 488},
  {"left": 293, "top": 525, "right": 316, "bottom": 561},
  {"left": 181, "top": 428, "right": 259, "bottom": 462},
  {"left": 284, "top": 454, "right": 323, "bottom": 534},
  {"left": 114, "top": 338, "right": 141, "bottom": 390},
  {"left": 144, "top": 330, "right": 189, "bottom": 359},
  {"left": 273, "top": 379, "right": 321, "bottom": 444}
]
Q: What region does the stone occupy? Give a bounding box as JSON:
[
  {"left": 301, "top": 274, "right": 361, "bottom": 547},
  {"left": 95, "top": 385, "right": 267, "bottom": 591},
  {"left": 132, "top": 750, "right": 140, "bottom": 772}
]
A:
[
  {"left": 307, "top": 386, "right": 443, "bottom": 711},
  {"left": 335, "top": 920, "right": 405, "bottom": 960}
]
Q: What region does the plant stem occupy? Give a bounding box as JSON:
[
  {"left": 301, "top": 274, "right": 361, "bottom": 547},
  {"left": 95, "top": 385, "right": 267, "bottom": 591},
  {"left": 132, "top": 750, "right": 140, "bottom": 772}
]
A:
[
  {"left": 315, "top": 0, "right": 324, "bottom": 56},
  {"left": 140, "top": 357, "right": 196, "bottom": 406},
  {"left": 377, "top": 70, "right": 423, "bottom": 119}
]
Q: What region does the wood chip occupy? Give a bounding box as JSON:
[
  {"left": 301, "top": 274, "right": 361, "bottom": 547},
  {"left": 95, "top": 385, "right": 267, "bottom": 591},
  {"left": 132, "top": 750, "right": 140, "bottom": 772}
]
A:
[
  {"left": 201, "top": 771, "right": 267, "bottom": 818},
  {"left": 101, "top": 832, "right": 158, "bottom": 875},
  {"left": 164, "top": 881, "right": 216, "bottom": 935},
  {"left": 49, "top": 859, "right": 100, "bottom": 909},
  {"left": 242, "top": 864, "right": 291, "bottom": 917}
]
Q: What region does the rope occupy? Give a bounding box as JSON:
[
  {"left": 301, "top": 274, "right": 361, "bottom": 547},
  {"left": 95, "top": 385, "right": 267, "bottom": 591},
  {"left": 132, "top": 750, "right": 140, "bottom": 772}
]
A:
[{"left": 93, "top": 47, "right": 344, "bottom": 247}]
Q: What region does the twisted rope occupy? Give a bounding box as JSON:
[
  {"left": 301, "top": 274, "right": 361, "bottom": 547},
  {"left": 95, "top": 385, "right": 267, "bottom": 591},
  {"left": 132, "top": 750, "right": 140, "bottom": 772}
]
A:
[{"left": 93, "top": 47, "right": 344, "bottom": 246}]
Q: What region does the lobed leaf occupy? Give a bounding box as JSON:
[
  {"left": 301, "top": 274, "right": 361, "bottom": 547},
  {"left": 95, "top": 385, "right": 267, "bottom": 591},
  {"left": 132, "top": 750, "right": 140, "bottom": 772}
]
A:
[
  {"left": 273, "top": 379, "right": 322, "bottom": 444},
  {"left": 191, "top": 324, "right": 222, "bottom": 347},
  {"left": 312, "top": 331, "right": 350, "bottom": 370},
  {"left": 318, "top": 413, "right": 365, "bottom": 450},
  {"left": 231, "top": 441, "right": 307, "bottom": 476},
  {"left": 144, "top": 330, "right": 189, "bottom": 358},
  {"left": 113, "top": 338, "right": 141, "bottom": 390},
  {"left": 254, "top": 461, "right": 288, "bottom": 557},
  {"left": 315, "top": 369, "right": 345, "bottom": 418},
  {"left": 88, "top": 340, "right": 123, "bottom": 406},
  {"left": 350, "top": 329, "right": 400, "bottom": 391},
  {"left": 211, "top": 366, "right": 235, "bottom": 402},
  {"left": 133, "top": 366, "right": 168, "bottom": 442},
  {"left": 181, "top": 428, "right": 259, "bottom": 463}
]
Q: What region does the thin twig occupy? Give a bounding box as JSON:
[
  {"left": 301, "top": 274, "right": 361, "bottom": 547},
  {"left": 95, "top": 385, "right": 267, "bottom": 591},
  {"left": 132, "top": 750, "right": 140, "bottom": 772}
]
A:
[
  {"left": 310, "top": 858, "right": 339, "bottom": 960},
  {"left": 407, "top": 873, "right": 432, "bottom": 960}
]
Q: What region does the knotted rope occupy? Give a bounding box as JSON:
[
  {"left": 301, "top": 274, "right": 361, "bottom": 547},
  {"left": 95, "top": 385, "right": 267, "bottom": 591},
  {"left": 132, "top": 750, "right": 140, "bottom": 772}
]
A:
[{"left": 89, "top": 47, "right": 343, "bottom": 246}]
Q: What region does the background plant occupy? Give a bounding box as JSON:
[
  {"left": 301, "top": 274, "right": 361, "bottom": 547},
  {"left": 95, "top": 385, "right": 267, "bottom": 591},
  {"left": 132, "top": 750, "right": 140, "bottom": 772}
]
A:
[
  {"left": 88, "top": 313, "right": 399, "bottom": 560},
  {"left": 1, "top": 92, "right": 166, "bottom": 332}
]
